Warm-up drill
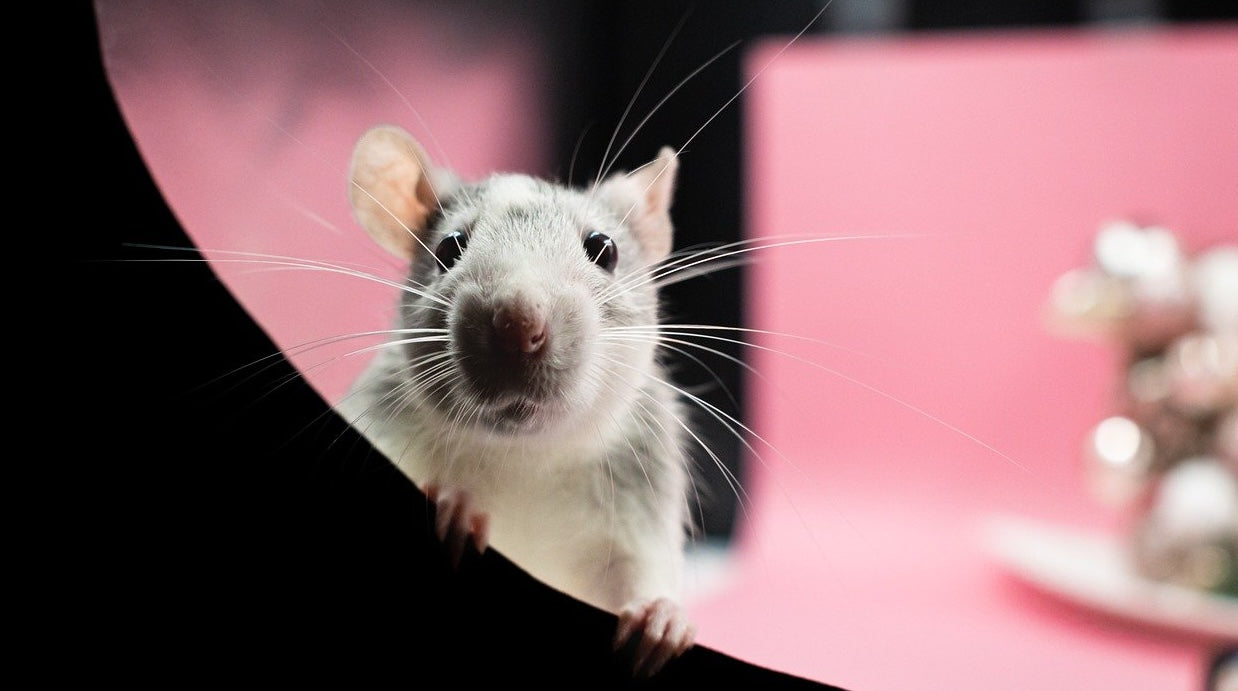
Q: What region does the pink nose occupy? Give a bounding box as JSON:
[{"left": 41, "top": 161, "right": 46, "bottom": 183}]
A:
[{"left": 493, "top": 306, "right": 547, "bottom": 355}]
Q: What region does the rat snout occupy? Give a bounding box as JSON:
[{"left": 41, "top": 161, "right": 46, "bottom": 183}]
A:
[
  {"left": 493, "top": 301, "right": 547, "bottom": 356},
  {"left": 449, "top": 272, "right": 597, "bottom": 431}
]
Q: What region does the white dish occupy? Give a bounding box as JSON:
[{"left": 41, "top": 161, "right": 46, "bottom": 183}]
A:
[{"left": 982, "top": 514, "right": 1238, "bottom": 641}]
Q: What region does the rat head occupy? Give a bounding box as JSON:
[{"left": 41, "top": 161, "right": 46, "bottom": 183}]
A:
[{"left": 348, "top": 125, "right": 678, "bottom": 438}]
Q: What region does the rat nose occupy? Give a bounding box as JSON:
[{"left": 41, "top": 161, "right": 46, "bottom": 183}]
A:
[{"left": 493, "top": 304, "right": 547, "bottom": 355}]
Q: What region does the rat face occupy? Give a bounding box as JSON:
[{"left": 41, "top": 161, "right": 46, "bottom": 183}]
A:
[
  {"left": 399, "top": 175, "right": 659, "bottom": 436},
  {"left": 347, "top": 125, "right": 678, "bottom": 440}
]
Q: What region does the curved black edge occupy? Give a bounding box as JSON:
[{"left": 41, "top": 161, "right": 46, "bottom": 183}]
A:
[{"left": 72, "top": 4, "right": 846, "bottom": 688}]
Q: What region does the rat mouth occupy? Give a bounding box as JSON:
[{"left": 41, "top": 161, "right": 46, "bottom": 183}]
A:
[
  {"left": 474, "top": 395, "right": 560, "bottom": 434},
  {"left": 498, "top": 399, "right": 539, "bottom": 423}
]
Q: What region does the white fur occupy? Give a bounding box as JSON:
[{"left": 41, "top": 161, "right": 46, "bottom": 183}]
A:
[{"left": 340, "top": 127, "right": 689, "bottom": 615}]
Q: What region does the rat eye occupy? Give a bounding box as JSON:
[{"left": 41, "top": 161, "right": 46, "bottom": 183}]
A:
[
  {"left": 583, "top": 231, "right": 617, "bottom": 273},
  {"left": 434, "top": 231, "right": 468, "bottom": 271}
]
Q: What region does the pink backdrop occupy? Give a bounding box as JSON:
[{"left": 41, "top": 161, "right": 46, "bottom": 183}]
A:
[
  {"left": 100, "top": 4, "right": 1235, "bottom": 688},
  {"left": 683, "top": 24, "right": 1238, "bottom": 690}
]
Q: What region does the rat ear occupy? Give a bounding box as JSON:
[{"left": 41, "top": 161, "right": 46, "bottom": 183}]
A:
[
  {"left": 599, "top": 147, "right": 678, "bottom": 263},
  {"left": 348, "top": 125, "right": 445, "bottom": 260}
]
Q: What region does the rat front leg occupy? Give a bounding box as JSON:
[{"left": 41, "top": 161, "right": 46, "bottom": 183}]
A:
[
  {"left": 424, "top": 483, "right": 490, "bottom": 568},
  {"left": 613, "top": 596, "right": 696, "bottom": 678},
  {"left": 602, "top": 536, "right": 696, "bottom": 677}
]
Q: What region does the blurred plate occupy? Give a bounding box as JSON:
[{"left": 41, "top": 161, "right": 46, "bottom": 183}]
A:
[{"left": 983, "top": 514, "right": 1238, "bottom": 641}]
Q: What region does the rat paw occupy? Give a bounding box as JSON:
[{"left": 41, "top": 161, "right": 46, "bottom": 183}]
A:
[
  {"left": 424, "top": 483, "right": 489, "bottom": 569},
  {"left": 612, "top": 597, "right": 696, "bottom": 678}
]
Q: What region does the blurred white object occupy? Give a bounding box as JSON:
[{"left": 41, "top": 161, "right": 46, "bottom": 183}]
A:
[
  {"left": 1193, "top": 245, "right": 1238, "bottom": 335},
  {"left": 1039, "top": 223, "right": 1238, "bottom": 608},
  {"left": 1046, "top": 220, "right": 1198, "bottom": 349},
  {"left": 1084, "top": 415, "right": 1156, "bottom": 507},
  {"left": 1133, "top": 458, "right": 1238, "bottom": 593},
  {"left": 1165, "top": 332, "right": 1238, "bottom": 414},
  {"left": 983, "top": 514, "right": 1238, "bottom": 640},
  {"left": 1094, "top": 221, "right": 1188, "bottom": 304}
]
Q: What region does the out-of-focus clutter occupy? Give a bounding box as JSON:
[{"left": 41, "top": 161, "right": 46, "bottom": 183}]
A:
[{"left": 1048, "top": 220, "right": 1238, "bottom": 597}]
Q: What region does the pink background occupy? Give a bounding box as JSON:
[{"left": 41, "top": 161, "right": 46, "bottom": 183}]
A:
[
  {"left": 100, "top": 4, "right": 1236, "bottom": 689},
  {"left": 684, "top": 25, "right": 1237, "bottom": 691},
  {"left": 100, "top": 2, "right": 553, "bottom": 404}
]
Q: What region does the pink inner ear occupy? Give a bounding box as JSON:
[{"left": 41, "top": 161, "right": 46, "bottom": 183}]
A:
[
  {"left": 612, "top": 153, "right": 678, "bottom": 262},
  {"left": 647, "top": 148, "right": 679, "bottom": 215},
  {"left": 100, "top": 4, "right": 551, "bottom": 405},
  {"left": 349, "top": 129, "right": 438, "bottom": 262},
  {"left": 631, "top": 150, "right": 678, "bottom": 218}
]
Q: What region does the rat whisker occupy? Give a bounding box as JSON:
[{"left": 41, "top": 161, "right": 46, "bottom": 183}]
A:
[
  {"left": 350, "top": 181, "right": 454, "bottom": 272},
  {"left": 603, "top": 233, "right": 927, "bottom": 306},
  {"left": 125, "top": 244, "right": 451, "bottom": 307},
  {"left": 594, "top": 354, "right": 755, "bottom": 532},
  {"left": 600, "top": 333, "right": 745, "bottom": 414},
  {"left": 594, "top": 41, "right": 738, "bottom": 192},
  {"left": 593, "top": 6, "right": 694, "bottom": 191},
  {"left": 644, "top": 327, "right": 1037, "bottom": 477},
  {"left": 612, "top": 323, "right": 874, "bottom": 361},
  {"left": 317, "top": 19, "right": 472, "bottom": 209},
  {"left": 603, "top": 356, "right": 836, "bottom": 566},
  {"left": 673, "top": 0, "right": 835, "bottom": 163}
]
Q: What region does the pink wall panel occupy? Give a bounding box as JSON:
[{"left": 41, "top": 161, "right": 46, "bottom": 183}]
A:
[{"left": 685, "top": 25, "right": 1237, "bottom": 690}]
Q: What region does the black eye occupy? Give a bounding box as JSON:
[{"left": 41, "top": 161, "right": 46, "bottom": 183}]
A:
[
  {"left": 434, "top": 231, "right": 467, "bottom": 271},
  {"left": 583, "top": 231, "right": 617, "bottom": 273}
]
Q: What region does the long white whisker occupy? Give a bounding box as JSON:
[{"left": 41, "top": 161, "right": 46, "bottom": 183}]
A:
[
  {"left": 594, "top": 353, "right": 756, "bottom": 533},
  {"left": 605, "top": 1, "right": 834, "bottom": 230},
  {"left": 594, "top": 7, "right": 694, "bottom": 188},
  {"left": 600, "top": 333, "right": 745, "bottom": 412},
  {"left": 568, "top": 121, "right": 595, "bottom": 189},
  {"left": 608, "top": 330, "right": 736, "bottom": 375},
  {"left": 612, "top": 323, "right": 875, "bottom": 361},
  {"left": 349, "top": 181, "right": 450, "bottom": 272},
  {"left": 651, "top": 258, "right": 750, "bottom": 289},
  {"left": 674, "top": 0, "right": 835, "bottom": 160},
  {"left": 598, "top": 354, "right": 824, "bottom": 559},
  {"left": 125, "top": 243, "right": 450, "bottom": 307},
  {"left": 656, "top": 328, "right": 1037, "bottom": 477},
  {"left": 602, "top": 233, "right": 927, "bottom": 306},
  {"left": 596, "top": 40, "right": 740, "bottom": 188},
  {"left": 316, "top": 19, "right": 466, "bottom": 206}
]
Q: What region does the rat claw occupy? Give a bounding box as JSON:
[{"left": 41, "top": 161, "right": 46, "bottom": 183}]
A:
[
  {"left": 613, "top": 600, "right": 648, "bottom": 651},
  {"left": 614, "top": 597, "right": 696, "bottom": 678},
  {"left": 470, "top": 511, "right": 490, "bottom": 554},
  {"left": 645, "top": 610, "right": 695, "bottom": 677},
  {"left": 426, "top": 486, "right": 488, "bottom": 568}
]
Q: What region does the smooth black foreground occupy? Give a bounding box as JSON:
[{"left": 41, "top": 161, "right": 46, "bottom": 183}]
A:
[{"left": 66, "top": 5, "right": 847, "bottom": 688}]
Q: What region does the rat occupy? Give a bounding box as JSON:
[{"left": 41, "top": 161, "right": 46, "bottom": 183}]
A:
[{"left": 336, "top": 124, "right": 697, "bottom": 677}]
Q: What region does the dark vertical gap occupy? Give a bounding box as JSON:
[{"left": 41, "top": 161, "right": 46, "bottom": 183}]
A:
[
  {"left": 545, "top": 1, "right": 826, "bottom": 542},
  {"left": 906, "top": 0, "right": 1085, "bottom": 28}
]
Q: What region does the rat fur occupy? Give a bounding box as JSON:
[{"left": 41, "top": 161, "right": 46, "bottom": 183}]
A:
[{"left": 337, "top": 124, "right": 696, "bottom": 675}]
